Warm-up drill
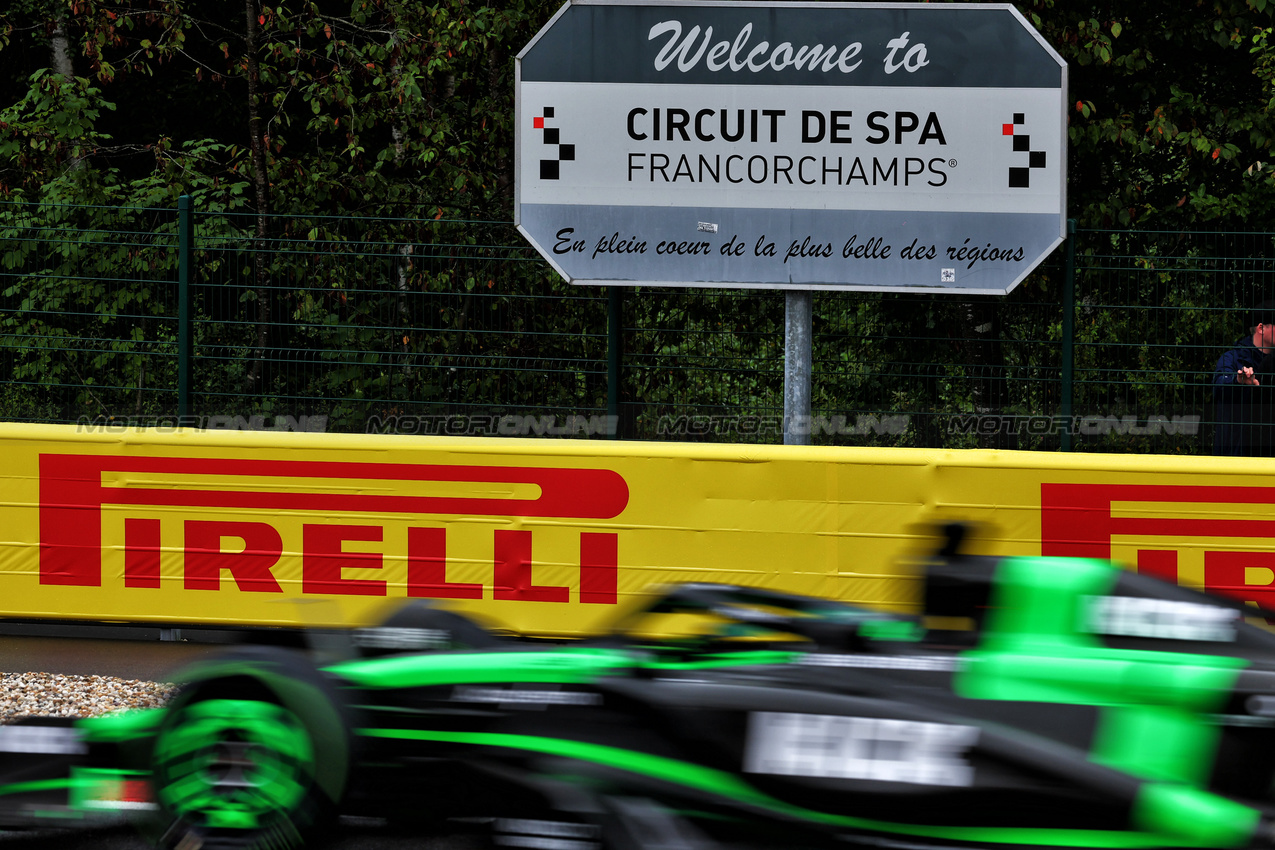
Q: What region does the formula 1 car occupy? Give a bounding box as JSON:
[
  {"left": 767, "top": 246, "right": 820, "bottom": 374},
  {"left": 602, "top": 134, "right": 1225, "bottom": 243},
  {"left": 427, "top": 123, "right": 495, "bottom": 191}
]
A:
[{"left": 7, "top": 531, "right": 1275, "bottom": 850}]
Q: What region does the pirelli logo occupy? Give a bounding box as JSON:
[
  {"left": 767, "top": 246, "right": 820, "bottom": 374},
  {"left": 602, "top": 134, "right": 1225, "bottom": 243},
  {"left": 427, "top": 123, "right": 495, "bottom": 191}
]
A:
[
  {"left": 39, "top": 454, "right": 629, "bottom": 604},
  {"left": 1042, "top": 483, "right": 1275, "bottom": 610}
]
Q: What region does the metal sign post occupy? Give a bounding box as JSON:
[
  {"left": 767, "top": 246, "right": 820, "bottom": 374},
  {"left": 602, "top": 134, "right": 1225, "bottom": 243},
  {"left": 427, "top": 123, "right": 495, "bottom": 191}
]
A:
[{"left": 784, "top": 290, "right": 813, "bottom": 445}]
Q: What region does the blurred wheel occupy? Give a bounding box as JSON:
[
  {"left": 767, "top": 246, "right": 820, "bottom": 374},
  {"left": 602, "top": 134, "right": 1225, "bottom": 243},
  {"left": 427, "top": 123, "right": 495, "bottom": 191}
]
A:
[{"left": 148, "top": 649, "right": 351, "bottom": 850}]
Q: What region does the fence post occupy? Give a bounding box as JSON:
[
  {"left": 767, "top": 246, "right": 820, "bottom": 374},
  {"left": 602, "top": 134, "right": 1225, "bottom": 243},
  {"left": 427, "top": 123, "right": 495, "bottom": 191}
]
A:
[
  {"left": 607, "top": 287, "right": 623, "bottom": 439},
  {"left": 1060, "top": 218, "right": 1076, "bottom": 451},
  {"left": 177, "top": 195, "right": 194, "bottom": 419}
]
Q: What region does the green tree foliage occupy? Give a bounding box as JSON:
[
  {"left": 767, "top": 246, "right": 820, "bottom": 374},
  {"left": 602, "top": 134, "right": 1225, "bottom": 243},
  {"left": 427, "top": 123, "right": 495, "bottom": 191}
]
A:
[
  {"left": 5, "top": 0, "right": 1274, "bottom": 226},
  {"left": 1029, "top": 0, "right": 1275, "bottom": 226},
  {"left": 0, "top": 0, "right": 549, "bottom": 216},
  {"left": 0, "top": 0, "right": 573, "bottom": 426},
  {"left": 0, "top": 0, "right": 1272, "bottom": 446}
]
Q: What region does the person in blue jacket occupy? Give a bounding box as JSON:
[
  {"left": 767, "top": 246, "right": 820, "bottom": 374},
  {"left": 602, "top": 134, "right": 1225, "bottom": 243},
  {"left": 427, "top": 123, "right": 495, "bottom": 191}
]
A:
[{"left": 1213, "top": 301, "right": 1275, "bottom": 455}]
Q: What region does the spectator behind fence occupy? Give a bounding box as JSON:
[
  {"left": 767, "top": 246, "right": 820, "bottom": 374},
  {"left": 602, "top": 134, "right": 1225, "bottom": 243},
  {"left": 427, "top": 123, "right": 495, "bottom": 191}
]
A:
[
  {"left": 1213, "top": 301, "right": 1275, "bottom": 455},
  {"left": 1244, "top": 352, "right": 1275, "bottom": 455}
]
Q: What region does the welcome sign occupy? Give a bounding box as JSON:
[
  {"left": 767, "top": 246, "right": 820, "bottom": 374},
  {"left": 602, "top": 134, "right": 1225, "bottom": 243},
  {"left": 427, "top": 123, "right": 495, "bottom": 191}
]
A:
[{"left": 515, "top": 1, "right": 1067, "bottom": 294}]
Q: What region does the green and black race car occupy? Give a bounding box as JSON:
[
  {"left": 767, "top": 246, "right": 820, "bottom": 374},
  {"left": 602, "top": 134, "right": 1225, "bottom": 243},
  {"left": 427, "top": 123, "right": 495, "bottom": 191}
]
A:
[{"left": 6, "top": 534, "right": 1275, "bottom": 850}]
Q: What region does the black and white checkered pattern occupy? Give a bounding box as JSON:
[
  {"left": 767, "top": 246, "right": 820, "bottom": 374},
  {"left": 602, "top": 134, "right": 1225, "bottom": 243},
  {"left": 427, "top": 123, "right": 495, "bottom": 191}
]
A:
[
  {"left": 1004, "top": 113, "right": 1046, "bottom": 188},
  {"left": 535, "top": 108, "right": 575, "bottom": 181}
]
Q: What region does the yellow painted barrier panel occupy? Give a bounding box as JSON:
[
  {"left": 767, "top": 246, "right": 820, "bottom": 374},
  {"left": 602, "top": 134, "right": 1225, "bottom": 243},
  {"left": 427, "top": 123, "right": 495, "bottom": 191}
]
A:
[{"left": 6, "top": 422, "right": 1275, "bottom": 635}]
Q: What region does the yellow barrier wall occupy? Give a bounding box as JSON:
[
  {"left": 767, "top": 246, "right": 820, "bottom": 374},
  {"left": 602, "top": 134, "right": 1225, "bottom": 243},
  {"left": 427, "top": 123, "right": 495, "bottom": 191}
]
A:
[{"left": 7, "top": 423, "right": 1275, "bottom": 634}]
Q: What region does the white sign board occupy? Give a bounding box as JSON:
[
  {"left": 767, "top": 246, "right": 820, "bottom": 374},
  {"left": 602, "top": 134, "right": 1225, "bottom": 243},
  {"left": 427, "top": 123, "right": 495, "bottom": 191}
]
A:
[{"left": 515, "top": 1, "right": 1067, "bottom": 294}]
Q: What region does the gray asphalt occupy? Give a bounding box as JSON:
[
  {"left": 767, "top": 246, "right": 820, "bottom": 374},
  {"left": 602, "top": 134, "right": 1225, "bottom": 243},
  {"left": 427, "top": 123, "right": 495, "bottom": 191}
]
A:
[{"left": 0, "top": 635, "right": 225, "bottom": 680}]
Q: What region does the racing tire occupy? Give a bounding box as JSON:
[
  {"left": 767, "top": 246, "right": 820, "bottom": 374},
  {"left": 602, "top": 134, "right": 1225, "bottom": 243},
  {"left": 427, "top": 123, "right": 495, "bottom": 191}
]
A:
[{"left": 146, "top": 647, "right": 353, "bottom": 850}]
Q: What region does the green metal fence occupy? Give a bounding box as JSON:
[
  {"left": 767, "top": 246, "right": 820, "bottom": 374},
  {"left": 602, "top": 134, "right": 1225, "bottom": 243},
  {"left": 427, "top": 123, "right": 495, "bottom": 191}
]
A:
[{"left": 0, "top": 197, "right": 1269, "bottom": 453}]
